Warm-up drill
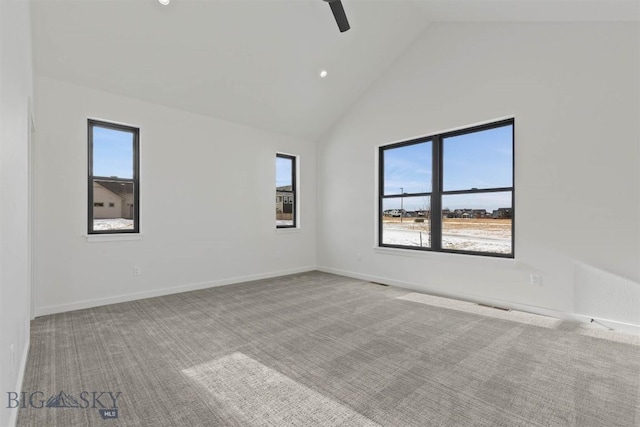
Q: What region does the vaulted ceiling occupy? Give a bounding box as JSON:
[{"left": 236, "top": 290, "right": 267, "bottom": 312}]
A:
[{"left": 30, "top": 0, "right": 639, "bottom": 141}]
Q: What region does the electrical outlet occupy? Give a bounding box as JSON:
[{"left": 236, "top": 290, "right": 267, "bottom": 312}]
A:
[
  {"left": 530, "top": 274, "right": 543, "bottom": 286},
  {"left": 133, "top": 266, "right": 141, "bottom": 276}
]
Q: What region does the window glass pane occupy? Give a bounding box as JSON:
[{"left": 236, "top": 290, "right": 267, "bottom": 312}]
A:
[
  {"left": 383, "top": 141, "right": 432, "bottom": 195},
  {"left": 276, "top": 156, "right": 293, "bottom": 187},
  {"left": 443, "top": 125, "right": 512, "bottom": 191},
  {"left": 276, "top": 191, "right": 294, "bottom": 227},
  {"left": 441, "top": 192, "right": 512, "bottom": 254},
  {"left": 92, "top": 179, "right": 135, "bottom": 231},
  {"left": 92, "top": 126, "right": 134, "bottom": 179},
  {"left": 381, "top": 196, "right": 431, "bottom": 248}
]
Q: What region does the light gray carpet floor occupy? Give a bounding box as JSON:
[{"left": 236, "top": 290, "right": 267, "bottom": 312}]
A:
[{"left": 17, "top": 271, "right": 640, "bottom": 426}]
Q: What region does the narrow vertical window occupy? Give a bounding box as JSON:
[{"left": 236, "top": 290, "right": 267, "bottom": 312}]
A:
[
  {"left": 276, "top": 154, "right": 296, "bottom": 228},
  {"left": 380, "top": 140, "right": 433, "bottom": 248},
  {"left": 88, "top": 119, "right": 139, "bottom": 234},
  {"left": 441, "top": 123, "right": 513, "bottom": 255}
]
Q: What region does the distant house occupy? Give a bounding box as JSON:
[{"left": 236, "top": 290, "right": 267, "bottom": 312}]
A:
[
  {"left": 452, "top": 209, "right": 467, "bottom": 218},
  {"left": 492, "top": 208, "right": 512, "bottom": 219},
  {"left": 447, "top": 208, "right": 488, "bottom": 219},
  {"left": 472, "top": 209, "right": 487, "bottom": 218},
  {"left": 92, "top": 181, "right": 134, "bottom": 219},
  {"left": 276, "top": 185, "right": 293, "bottom": 218}
]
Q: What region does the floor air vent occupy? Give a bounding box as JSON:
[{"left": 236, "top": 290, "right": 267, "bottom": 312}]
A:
[{"left": 477, "top": 303, "right": 511, "bottom": 312}]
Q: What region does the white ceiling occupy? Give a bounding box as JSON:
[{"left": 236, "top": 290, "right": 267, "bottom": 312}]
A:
[{"left": 30, "top": 0, "right": 639, "bottom": 141}]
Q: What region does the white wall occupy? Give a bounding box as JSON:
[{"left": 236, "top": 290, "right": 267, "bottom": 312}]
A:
[
  {"left": 317, "top": 22, "right": 640, "bottom": 328},
  {"left": 0, "top": 0, "right": 34, "bottom": 426},
  {"left": 34, "top": 76, "right": 317, "bottom": 315}
]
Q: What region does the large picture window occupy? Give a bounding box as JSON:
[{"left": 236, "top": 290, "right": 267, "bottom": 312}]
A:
[
  {"left": 379, "top": 119, "right": 514, "bottom": 257},
  {"left": 88, "top": 119, "right": 139, "bottom": 234},
  {"left": 276, "top": 153, "right": 296, "bottom": 228}
]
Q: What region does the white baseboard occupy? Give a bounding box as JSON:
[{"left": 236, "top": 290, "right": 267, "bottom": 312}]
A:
[
  {"left": 317, "top": 266, "right": 640, "bottom": 336},
  {"left": 35, "top": 266, "right": 316, "bottom": 317},
  {"left": 7, "top": 336, "right": 30, "bottom": 427},
  {"left": 572, "top": 315, "right": 640, "bottom": 335}
]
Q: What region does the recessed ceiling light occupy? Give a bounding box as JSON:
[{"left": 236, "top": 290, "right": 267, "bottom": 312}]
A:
[
  {"left": 158, "top": 0, "right": 170, "bottom": 5},
  {"left": 319, "top": 70, "right": 328, "bottom": 79}
]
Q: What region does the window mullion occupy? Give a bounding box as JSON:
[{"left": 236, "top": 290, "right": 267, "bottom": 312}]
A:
[
  {"left": 442, "top": 186, "right": 513, "bottom": 196},
  {"left": 431, "top": 136, "right": 442, "bottom": 251},
  {"left": 381, "top": 192, "right": 432, "bottom": 199}
]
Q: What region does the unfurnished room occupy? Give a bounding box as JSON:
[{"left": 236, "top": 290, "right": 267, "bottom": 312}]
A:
[{"left": 1, "top": 0, "right": 639, "bottom": 426}]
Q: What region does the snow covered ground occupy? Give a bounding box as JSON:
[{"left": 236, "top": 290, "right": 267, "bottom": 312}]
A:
[
  {"left": 382, "top": 219, "right": 511, "bottom": 254},
  {"left": 93, "top": 218, "right": 134, "bottom": 231},
  {"left": 93, "top": 218, "right": 509, "bottom": 253},
  {"left": 382, "top": 228, "right": 511, "bottom": 253}
]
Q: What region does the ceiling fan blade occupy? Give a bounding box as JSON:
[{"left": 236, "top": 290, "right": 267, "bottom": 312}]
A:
[{"left": 328, "top": 0, "right": 350, "bottom": 32}]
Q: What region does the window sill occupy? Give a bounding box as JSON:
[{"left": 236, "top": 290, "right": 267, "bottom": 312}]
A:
[
  {"left": 86, "top": 233, "right": 143, "bottom": 242},
  {"left": 275, "top": 227, "right": 300, "bottom": 234},
  {"left": 374, "top": 246, "right": 515, "bottom": 265}
]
